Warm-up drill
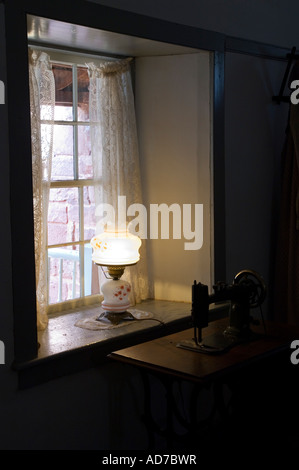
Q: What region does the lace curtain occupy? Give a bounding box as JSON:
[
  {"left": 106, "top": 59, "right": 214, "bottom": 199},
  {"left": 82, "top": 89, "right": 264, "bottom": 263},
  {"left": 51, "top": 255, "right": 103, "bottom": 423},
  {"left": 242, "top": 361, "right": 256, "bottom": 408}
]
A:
[
  {"left": 29, "top": 49, "right": 55, "bottom": 330},
  {"left": 88, "top": 58, "right": 150, "bottom": 304}
]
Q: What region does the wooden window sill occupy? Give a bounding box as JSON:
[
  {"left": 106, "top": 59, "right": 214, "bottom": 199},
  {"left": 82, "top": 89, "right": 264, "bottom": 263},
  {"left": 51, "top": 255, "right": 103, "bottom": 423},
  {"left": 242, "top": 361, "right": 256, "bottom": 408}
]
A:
[{"left": 13, "top": 299, "right": 229, "bottom": 389}]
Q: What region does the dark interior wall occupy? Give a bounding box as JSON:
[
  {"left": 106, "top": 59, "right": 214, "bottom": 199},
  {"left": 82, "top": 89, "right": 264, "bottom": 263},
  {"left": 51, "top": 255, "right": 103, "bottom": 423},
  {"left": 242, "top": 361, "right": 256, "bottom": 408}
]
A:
[
  {"left": 0, "top": 362, "right": 147, "bottom": 450},
  {"left": 0, "top": 3, "right": 13, "bottom": 364},
  {"left": 88, "top": 0, "right": 299, "bottom": 50},
  {"left": 224, "top": 52, "right": 289, "bottom": 315},
  {"left": 0, "top": 0, "right": 298, "bottom": 451}
]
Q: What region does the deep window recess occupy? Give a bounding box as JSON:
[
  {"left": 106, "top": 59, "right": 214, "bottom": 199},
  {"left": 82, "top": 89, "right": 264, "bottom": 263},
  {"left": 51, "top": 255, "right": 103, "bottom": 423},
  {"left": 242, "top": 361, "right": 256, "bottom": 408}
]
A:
[{"left": 5, "top": 3, "right": 224, "bottom": 386}]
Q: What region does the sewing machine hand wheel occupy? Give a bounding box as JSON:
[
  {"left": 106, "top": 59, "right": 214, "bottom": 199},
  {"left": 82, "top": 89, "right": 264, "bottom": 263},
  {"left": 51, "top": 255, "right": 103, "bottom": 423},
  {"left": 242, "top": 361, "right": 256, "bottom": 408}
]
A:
[{"left": 233, "top": 269, "right": 266, "bottom": 308}]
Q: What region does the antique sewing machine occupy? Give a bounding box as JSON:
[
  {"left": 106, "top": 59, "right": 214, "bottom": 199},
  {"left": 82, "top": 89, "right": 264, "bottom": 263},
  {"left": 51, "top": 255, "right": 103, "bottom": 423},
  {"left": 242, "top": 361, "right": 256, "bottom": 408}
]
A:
[{"left": 177, "top": 269, "right": 267, "bottom": 354}]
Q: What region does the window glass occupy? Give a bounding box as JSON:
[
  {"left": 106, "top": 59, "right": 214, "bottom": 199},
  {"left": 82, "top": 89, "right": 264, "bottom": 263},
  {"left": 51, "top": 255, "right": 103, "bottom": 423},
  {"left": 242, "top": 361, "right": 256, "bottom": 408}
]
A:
[
  {"left": 53, "top": 63, "right": 73, "bottom": 121},
  {"left": 48, "top": 245, "right": 80, "bottom": 304},
  {"left": 48, "top": 187, "right": 80, "bottom": 245},
  {"left": 52, "top": 125, "right": 74, "bottom": 180},
  {"left": 77, "top": 66, "right": 89, "bottom": 122},
  {"left": 78, "top": 125, "right": 92, "bottom": 179}
]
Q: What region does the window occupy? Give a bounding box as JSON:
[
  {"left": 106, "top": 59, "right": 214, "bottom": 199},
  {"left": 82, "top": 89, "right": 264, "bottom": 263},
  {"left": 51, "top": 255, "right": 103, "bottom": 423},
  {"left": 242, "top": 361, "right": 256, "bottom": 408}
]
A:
[{"left": 37, "top": 50, "right": 107, "bottom": 313}]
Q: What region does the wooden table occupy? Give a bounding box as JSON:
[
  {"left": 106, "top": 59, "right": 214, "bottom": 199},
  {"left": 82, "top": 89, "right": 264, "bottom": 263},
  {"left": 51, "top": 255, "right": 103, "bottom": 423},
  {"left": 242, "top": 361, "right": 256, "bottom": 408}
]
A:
[{"left": 109, "top": 318, "right": 299, "bottom": 452}]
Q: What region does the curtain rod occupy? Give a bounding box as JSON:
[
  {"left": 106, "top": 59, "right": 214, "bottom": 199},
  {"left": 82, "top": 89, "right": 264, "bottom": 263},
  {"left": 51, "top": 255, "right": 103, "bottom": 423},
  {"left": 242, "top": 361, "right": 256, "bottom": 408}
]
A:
[{"left": 27, "top": 40, "right": 128, "bottom": 61}]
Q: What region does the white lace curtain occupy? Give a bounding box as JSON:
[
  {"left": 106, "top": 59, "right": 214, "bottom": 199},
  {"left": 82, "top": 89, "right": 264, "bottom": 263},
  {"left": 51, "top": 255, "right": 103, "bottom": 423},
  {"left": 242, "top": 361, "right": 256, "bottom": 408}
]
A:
[
  {"left": 29, "top": 49, "right": 55, "bottom": 330},
  {"left": 88, "top": 58, "right": 150, "bottom": 304}
]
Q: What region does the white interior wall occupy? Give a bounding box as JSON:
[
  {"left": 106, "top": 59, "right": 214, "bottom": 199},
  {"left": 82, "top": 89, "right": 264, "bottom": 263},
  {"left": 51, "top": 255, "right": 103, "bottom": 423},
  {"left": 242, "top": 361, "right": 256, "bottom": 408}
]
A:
[{"left": 135, "top": 51, "right": 212, "bottom": 302}]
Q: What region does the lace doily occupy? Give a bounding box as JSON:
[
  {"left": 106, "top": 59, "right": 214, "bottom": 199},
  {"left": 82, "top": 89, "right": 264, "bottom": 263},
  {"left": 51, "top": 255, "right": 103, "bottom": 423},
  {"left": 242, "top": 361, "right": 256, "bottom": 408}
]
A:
[{"left": 75, "top": 308, "right": 155, "bottom": 330}]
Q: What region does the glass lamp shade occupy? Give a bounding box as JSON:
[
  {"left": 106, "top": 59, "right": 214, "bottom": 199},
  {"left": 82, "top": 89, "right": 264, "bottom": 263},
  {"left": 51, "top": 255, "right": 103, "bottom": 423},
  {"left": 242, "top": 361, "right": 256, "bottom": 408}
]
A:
[
  {"left": 91, "top": 229, "right": 141, "bottom": 315},
  {"left": 91, "top": 229, "right": 141, "bottom": 267}
]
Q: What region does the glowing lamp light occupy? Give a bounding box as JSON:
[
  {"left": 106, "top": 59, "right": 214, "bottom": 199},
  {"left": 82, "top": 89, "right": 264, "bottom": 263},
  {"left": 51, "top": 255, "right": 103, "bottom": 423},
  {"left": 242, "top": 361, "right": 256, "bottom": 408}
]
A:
[
  {"left": 91, "top": 229, "right": 141, "bottom": 267},
  {"left": 90, "top": 229, "right": 141, "bottom": 320}
]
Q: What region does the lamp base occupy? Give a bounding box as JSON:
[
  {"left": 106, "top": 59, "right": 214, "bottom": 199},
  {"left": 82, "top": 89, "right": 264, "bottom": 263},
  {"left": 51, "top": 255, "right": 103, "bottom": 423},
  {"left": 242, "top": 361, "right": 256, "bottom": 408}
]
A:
[
  {"left": 100, "top": 277, "right": 132, "bottom": 312},
  {"left": 101, "top": 299, "right": 131, "bottom": 313},
  {"left": 96, "top": 310, "right": 135, "bottom": 326}
]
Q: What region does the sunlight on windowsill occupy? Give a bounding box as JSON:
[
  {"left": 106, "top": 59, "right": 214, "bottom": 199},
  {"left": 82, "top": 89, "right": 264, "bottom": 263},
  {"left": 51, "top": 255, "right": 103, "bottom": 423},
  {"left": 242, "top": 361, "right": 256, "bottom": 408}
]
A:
[{"left": 37, "top": 298, "right": 195, "bottom": 359}]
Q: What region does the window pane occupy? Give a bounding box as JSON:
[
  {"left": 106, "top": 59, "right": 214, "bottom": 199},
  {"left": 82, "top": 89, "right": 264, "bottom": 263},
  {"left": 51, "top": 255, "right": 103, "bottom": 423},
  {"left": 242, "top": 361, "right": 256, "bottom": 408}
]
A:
[
  {"left": 54, "top": 105, "right": 73, "bottom": 121},
  {"left": 77, "top": 66, "right": 89, "bottom": 122},
  {"left": 52, "top": 125, "right": 74, "bottom": 180},
  {"left": 48, "top": 187, "right": 79, "bottom": 245},
  {"left": 78, "top": 125, "right": 92, "bottom": 179},
  {"left": 53, "top": 64, "right": 73, "bottom": 121},
  {"left": 48, "top": 245, "right": 80, "bottom": 304},
  {"left": 83, "top": 186, "right": 96, "bottom": 240}
]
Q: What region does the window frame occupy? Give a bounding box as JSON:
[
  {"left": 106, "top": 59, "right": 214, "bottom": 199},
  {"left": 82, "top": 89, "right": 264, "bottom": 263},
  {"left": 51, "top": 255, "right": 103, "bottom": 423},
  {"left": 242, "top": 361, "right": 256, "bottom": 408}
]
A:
[
  {"left": 43, "top": 51, "right": 99, "bottom": 310},
  {"left": 5, "top": 0, "right": 226, "bottom": 382}
]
